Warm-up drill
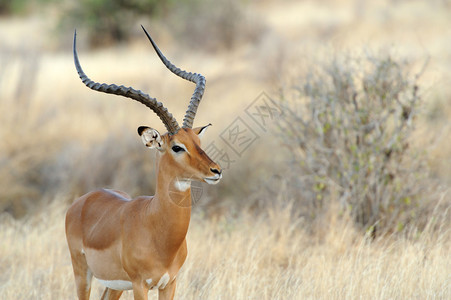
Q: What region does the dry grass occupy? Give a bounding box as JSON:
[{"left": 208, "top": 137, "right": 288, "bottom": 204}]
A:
[{"left": 0, "top": 199, "right": 449, "bottom": 299}]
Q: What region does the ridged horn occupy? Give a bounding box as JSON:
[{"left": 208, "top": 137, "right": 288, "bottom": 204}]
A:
[
  {"left": 73, "top": 30, "right": 180, "bottom": 134},
  {"left": 141, "top": 25, "right": 206, "bottom": 129}
]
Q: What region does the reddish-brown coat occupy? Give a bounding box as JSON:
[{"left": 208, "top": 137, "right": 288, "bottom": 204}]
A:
[{"left": 65, "top": 127, "right": 221, "bottom": 300}]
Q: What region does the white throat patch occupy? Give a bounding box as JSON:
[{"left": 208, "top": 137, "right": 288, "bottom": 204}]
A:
[{"left": 174, "top": 179, "right": 191, "bottom": 192}]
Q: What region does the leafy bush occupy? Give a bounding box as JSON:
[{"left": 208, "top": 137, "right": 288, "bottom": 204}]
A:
[
  {"left": 0, "top": 0, "right": 56, "bottom": 16},
  {"left": 57, "top": 0, "right": 264, "bottom": 50},
  {"left": 277, "top": 53, "right": 429, "bottom": 235},
  {"left": 0, "top": 0, "right": 27, "bottom": 15},
  {"left": 60, "top": 0, "right": 172, "bottom": 47}
]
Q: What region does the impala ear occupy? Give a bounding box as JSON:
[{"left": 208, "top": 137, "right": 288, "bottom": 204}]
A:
[
  {"left": 193, "top": 123, "right": 212, "bottom": 139},
  {"left": 138, "top": 126, "right": 164, "bottom": 150}
]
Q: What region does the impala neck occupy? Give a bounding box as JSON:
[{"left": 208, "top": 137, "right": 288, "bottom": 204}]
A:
[{"left": 152, "top": 151, "right": 192, "bottom": 249}]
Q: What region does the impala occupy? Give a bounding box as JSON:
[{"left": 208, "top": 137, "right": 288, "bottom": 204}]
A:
[{"left": 65, "top": 26, "right": 222, "bottom": 300}]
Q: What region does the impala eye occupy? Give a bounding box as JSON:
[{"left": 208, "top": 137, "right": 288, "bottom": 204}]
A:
[{"left": 172, "top": 145, "right": 185, "bottom": 153}]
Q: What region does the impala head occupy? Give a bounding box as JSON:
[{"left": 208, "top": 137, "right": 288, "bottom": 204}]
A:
[
  {"left": 138, "top": 125, "right": 222, "bottom": 185},
  {"left": 73, "top": 26, "right": 222, "bottom": 187}
]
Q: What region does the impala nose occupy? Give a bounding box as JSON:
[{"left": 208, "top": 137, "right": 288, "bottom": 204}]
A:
[{"left": 210, "top": 168, "right": 222, "bottom": 175}]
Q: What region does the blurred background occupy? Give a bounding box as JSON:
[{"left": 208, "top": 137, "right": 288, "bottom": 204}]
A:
[
  {"left": 1, "top": 0, "right": 450, "bottom": 233},
  {"left": 1, "top": 1, "right": 451, "bottom": 298}
]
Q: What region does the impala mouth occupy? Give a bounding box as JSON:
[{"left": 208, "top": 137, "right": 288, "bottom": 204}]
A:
[{"left": 204, "top": 174, "right": 222, "bottom": 185}]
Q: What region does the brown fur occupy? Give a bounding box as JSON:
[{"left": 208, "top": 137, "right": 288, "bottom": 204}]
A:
[{"left": 65, "top": 127, "right": 221, "bottom": 300}]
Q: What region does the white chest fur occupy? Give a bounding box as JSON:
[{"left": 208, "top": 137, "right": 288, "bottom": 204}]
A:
[
  {"left": 151, "top": 272, "right": 170, "bottom": 290},
  {"left": 97, "top": 279, "right": 133, "bottom": 290},
  {"left": 96, "top": 272, "right": 170, "bottom": 291}
]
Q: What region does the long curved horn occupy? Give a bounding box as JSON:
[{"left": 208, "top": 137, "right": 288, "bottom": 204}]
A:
[
  {"left": 73, "top": 30, "right": 180, "bottom": 134},
  {"left": 141, "top": 25, "right": 206, "bottom": 129}
]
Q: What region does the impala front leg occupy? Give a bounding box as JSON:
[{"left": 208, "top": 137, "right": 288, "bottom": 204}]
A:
[
  {"left": 100, "top": 288, "right": 123, "bottom": 300},
  {"left": 68, "top": 250, "right": 93, "bottom": 300},
  {"left": 132, "top": 281, "right": 149, "bottom": 300},
  {"left": 158, "top": 279, "right": 176, "bottom": 300}
]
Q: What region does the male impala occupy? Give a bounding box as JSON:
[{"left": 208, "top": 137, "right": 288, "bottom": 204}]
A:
[{"left": 66, "top": 26, "right": 222, "bottom": 300}]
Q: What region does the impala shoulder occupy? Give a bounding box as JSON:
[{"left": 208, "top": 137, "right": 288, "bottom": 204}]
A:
[
  {"left": 103, "top": 189, "right": 132, "bottom": 201},
  {"left": 120, "top": 195, "right": 155, "bottom": 216}
]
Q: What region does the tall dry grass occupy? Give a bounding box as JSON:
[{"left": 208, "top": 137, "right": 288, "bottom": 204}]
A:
[{"left": 0, "top": 198, "right": 449, "bottom": 299}]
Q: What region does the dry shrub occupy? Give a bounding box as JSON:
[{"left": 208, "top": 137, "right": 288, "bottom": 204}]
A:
[{"left": 277, "top": 52, "right": 441, "bottom": 235}]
